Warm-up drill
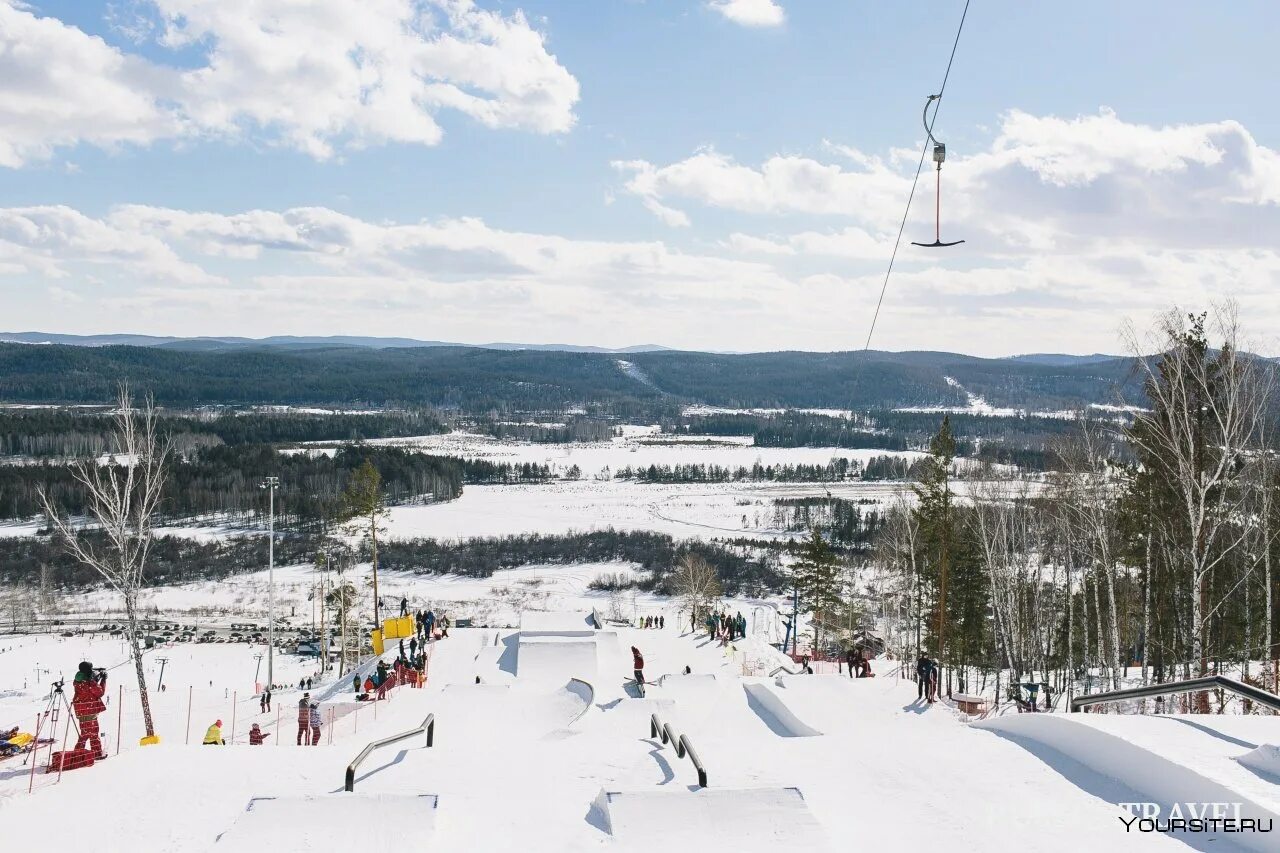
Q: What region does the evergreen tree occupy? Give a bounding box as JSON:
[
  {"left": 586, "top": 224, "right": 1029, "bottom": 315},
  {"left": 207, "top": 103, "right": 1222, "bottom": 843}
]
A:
[
  {"left": 913, "top": 416, "right": 956, "bottom": 666},
  {"left": 341, "top": 460, "right": 386, "bottom": 629},
  {"left": 792, "top": 527, "right": 843, "bottom": 654}
]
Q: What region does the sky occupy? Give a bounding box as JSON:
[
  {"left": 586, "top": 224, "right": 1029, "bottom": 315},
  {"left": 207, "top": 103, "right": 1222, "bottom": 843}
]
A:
[{"left": 0, "top": 0, "right": 1277, "bottom": 356}]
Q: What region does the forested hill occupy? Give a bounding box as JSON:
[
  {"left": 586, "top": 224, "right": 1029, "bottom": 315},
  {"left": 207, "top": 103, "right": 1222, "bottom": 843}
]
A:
[{"left": 0, "top": 342, "right": 1141, "bottom": 411}]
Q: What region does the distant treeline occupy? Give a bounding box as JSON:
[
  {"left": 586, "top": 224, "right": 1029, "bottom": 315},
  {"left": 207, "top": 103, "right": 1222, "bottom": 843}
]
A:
[
  {"left": 0, "top": 530, "right": 319, "bottom": 589},
  {"left": 0, "top": 409, "right": 447, "bottom": 458},
  {"left": 476, "top": 417, "right": 616, "bottom": 444},
  {"left": 0, "top": 445, "right": 466, "bottom": 523},
  {"left": 374, "top": 530, "right": 783, "bottom": 596},
  {"left": 674, "top": 410, "right": 1091, "bottom": 472},
  {"left": 770, "top": 497, "right": 883, "bottom": 548},
  {"left": 614, "top": 459, "right": 863, "bottom": 484}
]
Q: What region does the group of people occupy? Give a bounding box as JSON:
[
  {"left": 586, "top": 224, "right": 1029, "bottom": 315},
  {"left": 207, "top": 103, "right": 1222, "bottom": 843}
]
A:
[
  {"left": 296, "top": 694, "right": 324, "bottom": 744},
  {"left": 704, "top": 611, "right": 747, "bottom": 643},
  {"left": 915, "top": 654, "right": 941, "bottom": 703},
  {"left": 413, "top": 607, "right": 448, "bottom": 641},
  {"left": 845, "top": 648, "right": 873, "bottom": 679},
  {"left": 639, "top": 615, "right": 664, "bottom": 629}
]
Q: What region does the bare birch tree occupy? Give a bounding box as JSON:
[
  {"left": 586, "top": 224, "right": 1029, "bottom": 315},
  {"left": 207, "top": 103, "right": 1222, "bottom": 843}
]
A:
[
  {"left": 1123, "top": 303, "right": 1267, "bottom": 707},
  {"left": 39, "top": 386, "right": 171, "bottom": 744},
  {"left": 673, "top": 554, "right": 722, "bottom": 627}
]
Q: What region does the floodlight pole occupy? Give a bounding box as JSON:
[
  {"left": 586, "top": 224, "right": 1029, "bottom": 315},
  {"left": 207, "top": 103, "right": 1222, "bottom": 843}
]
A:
[{"left": 263, "top": 477, "right": 280, "bottom": 689}]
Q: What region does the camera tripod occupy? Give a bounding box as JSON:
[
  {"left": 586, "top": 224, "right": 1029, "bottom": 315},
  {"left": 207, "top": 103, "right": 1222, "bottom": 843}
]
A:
[{"left": 22, "top": 679, "right": 79, "bottom": 766}]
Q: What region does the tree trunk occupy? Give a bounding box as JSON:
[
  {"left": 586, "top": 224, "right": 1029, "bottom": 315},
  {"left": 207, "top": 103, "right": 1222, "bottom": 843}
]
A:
[{"left": 124, "top": 591, "right": 156, "bottom": 740}]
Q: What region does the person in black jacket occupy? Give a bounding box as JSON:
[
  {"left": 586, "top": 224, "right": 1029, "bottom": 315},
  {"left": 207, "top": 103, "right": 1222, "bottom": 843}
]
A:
[{"left": 916, "top": 654, "right": 931, "bottom": 700}]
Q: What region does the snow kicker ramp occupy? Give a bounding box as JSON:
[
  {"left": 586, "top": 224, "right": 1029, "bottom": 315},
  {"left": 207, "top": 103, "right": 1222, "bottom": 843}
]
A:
[
  {"left": 975, "top": 713, "right": 1280, "bottom": 851},
  {"left": 742, "top": 683, "right": 823, "bottom": 737},
  {"left": 217, "top": 793, "right": 437, "bottom": 849},
  {"left": 595, "top": 787, "right": 833, "bottom": 852}
]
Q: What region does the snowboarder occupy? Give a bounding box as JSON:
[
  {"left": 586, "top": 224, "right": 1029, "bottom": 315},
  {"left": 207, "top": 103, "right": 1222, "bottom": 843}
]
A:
[
  {"left": 202, "top": 719, "right": 225, "bottom": 745},
  {"left": 631, "top": 646, "right": 645, "bottom": 686},
  {"left": 297, "top": 693, "right": 311, "bottom": 745},
  {"left": 309, "top": 703, "right": 322, "bottom": 746},
  {"left": 248, "top": 723, "right": 269, "bottom": 745},
  {"left": 71, "top": 661, "right": 107, "bottom": 759}
]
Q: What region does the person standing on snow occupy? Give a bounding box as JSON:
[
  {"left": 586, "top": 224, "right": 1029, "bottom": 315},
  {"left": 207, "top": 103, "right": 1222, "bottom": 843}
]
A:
[
  {"left": 309, "top": 703, "right": 322, "bottom": 746},
  {"left": 71, "top": 661, "right": 107, "bottom": 758},
  {"left": 249, "top": 723, "right": 269, "bottom": 745},
  {"left": 410, "top": 636, "right": 418, "bottom": 659},
  {"left": 846, "top": 648, "right": 860, "bottom": 679},
  {"left": 631, "top": 646, "right": 645, "bottom": 686},
  {"left": 400, "top": 597, "right": 408, "bottom": 617},
  {"left": 297, "top": 693, "right": 312, "bottom": 744},
  {"left": 915, "top": 654, "right": 931, "bottom": 700}
]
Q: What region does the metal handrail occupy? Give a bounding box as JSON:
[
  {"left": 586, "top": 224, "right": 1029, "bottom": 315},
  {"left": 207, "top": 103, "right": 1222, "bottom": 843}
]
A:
[
  {"left": 649, "top": 714, "right": 708, "bottom": 787},
  {"left": 344, "top": 713, "right": 435, "bottom": 792},
  {"left": 1069, "top": 675, "right": 1280, "bottom": 713}
]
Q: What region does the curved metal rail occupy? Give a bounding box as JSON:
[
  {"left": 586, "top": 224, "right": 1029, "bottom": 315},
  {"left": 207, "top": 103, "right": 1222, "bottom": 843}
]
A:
[
  {"left": 1069, "top": 675, "right": 1280, "bottom": 713},
  {"left": 344, "top": 713, "right": 435, "bottom": 792},
  {"left": 567, "top": 677, "right": 594, "bottom": 725},
  {"left": 649, "top": 714, "right": 707, "bottom": 788}
]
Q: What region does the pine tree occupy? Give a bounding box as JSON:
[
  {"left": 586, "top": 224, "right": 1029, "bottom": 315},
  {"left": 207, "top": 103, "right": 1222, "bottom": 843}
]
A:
[
  {"left": 792, "top": 527, "right": 843, "bottom": 654},
  {"left": 913, "top": 416, "right": 956, "bottom": 665},
  {"left": 340, "top": 460, "right": 386, "bottom": 629}
]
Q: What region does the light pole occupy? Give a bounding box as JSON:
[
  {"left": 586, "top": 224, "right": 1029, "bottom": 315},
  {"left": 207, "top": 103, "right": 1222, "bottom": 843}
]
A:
[
  {"left": 156, "top": 657, "right": 169, "bottom": 692},
  {"left": 262, "top": 476, "right": 279, "bottom": 688},
  {"left": 253, "top": 653, "right": 263, "bottom": 687}
]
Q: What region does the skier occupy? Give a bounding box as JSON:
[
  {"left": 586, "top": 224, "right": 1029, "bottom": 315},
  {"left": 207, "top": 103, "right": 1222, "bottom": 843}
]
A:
[
  {"left": 202, "top": 719, "right": 225, "bottom": 745},
  {"left": 297, "top": 693, "right": 311, "bottom": 744},
  {"left": 631, "top": 646, "right": 645, "bottom": 687},
  {"left": 248, "top": 723, "right": 269, "bottom": 745},
  {"left": 309, "top": 703, "right": 322, "bottom": 746},
  {"left": 71, "top": 661, "right": 107, "bottom": 759},
  {"left": 915, "top": 654, "right": 931, "bottom": 701}
]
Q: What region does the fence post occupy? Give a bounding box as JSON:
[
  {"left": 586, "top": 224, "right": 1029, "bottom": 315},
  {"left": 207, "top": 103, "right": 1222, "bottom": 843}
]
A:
[
  {"left": 275, "top": 704, "right": 281, "bottom": 747},
  {"left": 229, "top": 691, "right": 237, "bottom": 745},
  {"left": 185, "top": 686, "right": 193, "bottom": 745},
  {"left": 115, "top": 684, "right": 123, "bottom": 756}
]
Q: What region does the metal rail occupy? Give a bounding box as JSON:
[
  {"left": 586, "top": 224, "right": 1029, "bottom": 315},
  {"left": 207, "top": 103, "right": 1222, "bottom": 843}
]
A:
[
  {"left": 649, "top": 714, "right": 708, "bottom": 788},
  {"left": 1069, "top": 675, "right": 1280, "bottom": 713},
  {"left": 344, "top": 713, "right": 435, "bottom": 792}
]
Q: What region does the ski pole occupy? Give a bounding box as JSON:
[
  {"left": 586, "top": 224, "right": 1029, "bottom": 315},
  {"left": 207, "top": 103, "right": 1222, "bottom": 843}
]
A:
[{"left": 115, "top": 685, "right": 122, "bottom": 756}]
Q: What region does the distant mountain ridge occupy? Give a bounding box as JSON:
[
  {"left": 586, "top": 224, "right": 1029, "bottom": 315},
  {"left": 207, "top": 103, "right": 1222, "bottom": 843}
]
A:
[{"left": 0, "top": 332, "right": 672, "bottom": 354}]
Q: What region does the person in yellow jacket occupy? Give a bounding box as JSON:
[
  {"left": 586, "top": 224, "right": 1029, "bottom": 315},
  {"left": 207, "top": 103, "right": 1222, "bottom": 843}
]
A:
[{"left": 202, "top": 719, "right": 225, "bottom": 745}]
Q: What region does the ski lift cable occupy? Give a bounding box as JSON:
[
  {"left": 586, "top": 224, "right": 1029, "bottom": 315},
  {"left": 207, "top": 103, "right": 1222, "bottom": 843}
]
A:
[{"left": 862, "top": 0, "right": 972, "bottom": 353}]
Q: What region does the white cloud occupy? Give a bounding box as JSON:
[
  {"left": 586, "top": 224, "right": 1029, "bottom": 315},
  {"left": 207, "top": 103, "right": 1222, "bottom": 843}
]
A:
[
  {"left": 0, "top": 0, "right": 579, "bottom": 166},
  {"left": 707, "top": 0, "right": 785, "bottom": 28}
]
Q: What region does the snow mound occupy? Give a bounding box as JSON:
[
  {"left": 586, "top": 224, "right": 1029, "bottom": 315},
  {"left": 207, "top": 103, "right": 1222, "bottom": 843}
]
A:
[
  {"left": 217, "top": 793, "right": 438, "bottom": 849},
  {"left": 1237, "top": 743, "right": 1280, "bottom": 780},
  {"left": 594, "top": 787, "right": 832, "bottom": 852}
]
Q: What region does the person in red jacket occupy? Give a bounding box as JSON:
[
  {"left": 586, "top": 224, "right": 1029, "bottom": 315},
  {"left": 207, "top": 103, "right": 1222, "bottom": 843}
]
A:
[
  {"left": 296, "top": 693, "right": 311, "bottom": 745},
  {"left": 631, "top": 646, "right": 645, "bottom": 686},
  {"left": 248, "top": 723, "right": 269, "bottom": 745},
  {"left": 71, "top": 661, "right": 107, "bottom": 759}
]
